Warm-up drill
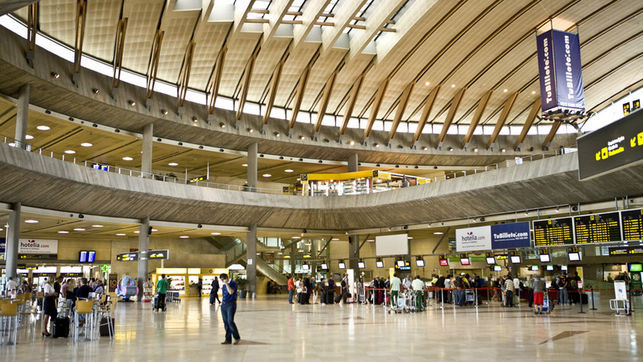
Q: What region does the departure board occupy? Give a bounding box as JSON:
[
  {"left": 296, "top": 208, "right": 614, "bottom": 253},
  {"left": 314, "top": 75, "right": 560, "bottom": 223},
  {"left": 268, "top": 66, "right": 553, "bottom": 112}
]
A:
[
  {"left": 621, "top": 209, "right": 643, "bottom": 241},
  {"left": 533, "top": 217, "right": 574, "bottom": 247},
  {"left": 573, "top": 212, "right": 622, "bottom": 244}
]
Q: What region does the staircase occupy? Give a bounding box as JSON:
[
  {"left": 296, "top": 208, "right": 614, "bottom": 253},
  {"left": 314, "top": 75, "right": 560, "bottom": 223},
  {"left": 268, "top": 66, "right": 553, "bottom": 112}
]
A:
[{"left": 216, "top": 236, "right": 288, "bottom": 286}]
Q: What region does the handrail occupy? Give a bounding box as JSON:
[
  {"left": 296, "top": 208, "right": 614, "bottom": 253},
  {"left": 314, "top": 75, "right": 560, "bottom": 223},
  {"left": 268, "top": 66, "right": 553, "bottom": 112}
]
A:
[{"left": 0, "top": 134, "right": 570, "bottom": 197}]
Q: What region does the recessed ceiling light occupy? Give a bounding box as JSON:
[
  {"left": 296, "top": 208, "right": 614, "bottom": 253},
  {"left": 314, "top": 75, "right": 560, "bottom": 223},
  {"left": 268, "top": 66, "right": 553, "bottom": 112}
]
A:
[
  {"left": 451, "top": 84, "right": 456, "bottom": 88},
  {"left": 425, "top": 81, "right": 430, "bottom": 86},
  {"left": 531, "top": 91, "right": 536, "bottom": 95},
  {"left": 37, "top": 125, "right": 50, "bottom": 131},
  {"left": 433, "top": 231, "right": 444, "bottom": 235},
  {"left": 503, "top": 89, "right": 508, "bottom": 93},
  {"left": 262, "top": 173, "right": 272, "bottom": 177},
  {"left": 242, "top": 163, "right": 248, "bottom": 167},
  {"left": 91, "top": 224, "right": 103, "bottom": 228},
  {"left": 122, "top": 156, "right": 133, "bottom": 161},
  {"left": 179, "top": 235, "right": 189, "bottom": 239},
  {"left": 422, "top": 146, "right": 428, "bottom": 151},
  {"left": 128, "top": 100, "right": 136, "bottom": 106},
  {"left": 211, "top": 232, "right": 221, "bottom": 236},
  {"left": 73, "top": 228, "right": 86, "bottom": 231},
  {"left": 58, "top": 230, "right": 69, "bottom": 234},
  {"left": 168, "top": 162, "right": 179, "bottom": 166},
  {"left": 81, "top": 142, "right": 93, "bottom": 147},
  {"left": 25, "top": 134, "right": 34, "bottom": 140},
  {"left": 25, "top": 219, "right": 39, "bottom": 224},
  {"left": 501, "top": 148, "right": 506, "bottom": 153},
  {"left": 116, "top": 233, "right": 126, "bottom": 236},
  {"left": 8, "top": 142, "right": 15, "bottom": 147},
  {"left": 473, "top": 148, "right": 479, "bottom": 152},
  {"left": 331, "top": 237, "right": 339, "bottom": 241},
  {"left": 284, "top": 169, "right": 294, "bottom": 173},
  {"left": 349, "top": 140, "right": 355, "bottom": 145},
  {"left": 152, "top": 228, "right": 158, "bottom": 232},
  {"left": 64, "top": 150, "right": 76, "bottom": 154},
  {"left": 408, "top": 236, "right": 413, "bottom": 240},
  {"left": 134, "top": 230, "right": 140, "bottom": 234},
  {"left": 292, "top": 236, "right": 301, "bottom": 239}
]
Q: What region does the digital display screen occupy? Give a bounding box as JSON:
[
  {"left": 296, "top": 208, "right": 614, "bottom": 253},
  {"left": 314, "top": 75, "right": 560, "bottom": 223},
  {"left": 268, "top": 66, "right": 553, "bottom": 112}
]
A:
[
  {"left": 621, "top": 209, "right": 643, "bottom": 241},
  {"left": 87, "top": 250, "right": 96, "bottom": 263},
  {"left": 539, "top": 254, "right": 551, "bottom": 263},
  {"left": 629, "top": 263, "right": 643, "bottom": 272},
  {"left": 568, "top": 252, "right": 581, "bottom": 261},
  {"left": 439, "top": 259, "right": 448, "bottom": 266},
  {"left": 577, "top": 110, "right": 643, "bottom": 180},
  {"left": 531, "top": 266, "right": 539, "bottom": 271},
  {"left": 533, "top": 217, "right": 574, "bottom": 247},
  {"left": 510, "top": 255, "right": 522, "bottom": 264},
  {"left": 546, "top": 265, "right": 554, "bottom": 271},
  {"left": 561, "top": 265, "right": 568, "bottom": 271},
  {"left": 376, "top": 261, "right": 384, "bottom": 268},
  {"left": 358, "top": 261, "right": 366, "bottom": 269},
  {"left": 396, "top": 260, "right": 405, "bottom": 267},
  {"left": 321, "top": 263, "right": 328, "bottom": 270},
  {"left": 79, "top": 251, "right": 88, "bottom": 263},
  {"left": 415, "top": 259, "right": 425, "bottom": 267},
  {"left": 486, "top": 257, "right": 496, "bottom": 265},
  {"left": 338, "top": 262, "right": 346, "bottom": 269},
  {"left": 493, "top": 265, "right": 502, "bottom": 271},
  {"left": 116, "top": 252, "right": 138, "bottom": 261},
  {"left": 573, "top": 212, "right": 621, "bottom": 244},
  {"left": 460, "top": 258, "right": 470, "bottom": 266},
  {"left": 301, "top": 264, "right": 310, "bottom": 272}
]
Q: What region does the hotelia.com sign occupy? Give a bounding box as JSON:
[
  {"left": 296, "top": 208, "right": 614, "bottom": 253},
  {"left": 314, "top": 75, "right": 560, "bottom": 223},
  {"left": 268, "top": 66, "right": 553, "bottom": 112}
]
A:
[
  {"left": 18, "top": 239, "right": 58, "bottom": 254},
  {"left": 456, "top": 222, "right": 531, "bottom": 252}
]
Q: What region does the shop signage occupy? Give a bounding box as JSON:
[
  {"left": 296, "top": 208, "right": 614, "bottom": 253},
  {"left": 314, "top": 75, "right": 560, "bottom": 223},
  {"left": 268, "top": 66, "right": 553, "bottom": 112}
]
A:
[
  {"left": 456, "top": 222, "right": 531, "bottom": 252},
  {"left": 536, "top": 29, "right": 585, "bottom": 112},
  {"left": 577, "top": 110, "right": 643, "bottom": 180},
  {"left": 18, "top": 239, "right": 58, "bottom": 254}
]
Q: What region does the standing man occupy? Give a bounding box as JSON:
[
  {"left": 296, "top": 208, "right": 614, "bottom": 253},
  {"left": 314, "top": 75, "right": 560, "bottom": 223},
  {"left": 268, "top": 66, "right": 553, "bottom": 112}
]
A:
[
  {"left": 504, "top": 276, "right": 515, "bottom": 308},
  {"left": 411, "top": 276, "right": 425, "bottom": 310},
  {"left": 5, "top": 277, "right": 18, "bottom": 296},
  {"left": 219, "top": 273, "right": 241, "bottom": 345},
  {"left": 532, "top": 276, "right": 546, "bottom": 315},
  {"left": 156, "top": 274, "right": 169, "bottom": 312},
  {"left": 210, "top": 276, "right": 221, "bottom": 305},
  {"left": 390, "top": 273, "right": 401, "bottom": 307},
  {"left": 287, "top": 275, "right": 295, "bottom": 304}
]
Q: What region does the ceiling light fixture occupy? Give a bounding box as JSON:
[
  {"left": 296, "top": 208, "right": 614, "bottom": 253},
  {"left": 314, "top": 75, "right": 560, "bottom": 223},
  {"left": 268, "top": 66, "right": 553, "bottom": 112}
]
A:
[
  {"left": 247, "top": 128, "right": 254, "bottom": 133},
  {"left": 349, "top": 140, "right": 355, "bottom": 145},
  {"left": 50, "top": 72, "right": 60, "bottom": 79},
  {"left": 92, "top": 88, "right": 100, "bottom": 94},
  {"left": 179, "top": 235, "right": 189, "bottom": 239},
  {"left": 262, "top": 173, "right": 272, "bottom": 177},
  {"left": 168, "top": 162, "right": 179, "bottom": 166},
  {"left": 284, "top": 169, "right": 294, "bottom": 173},
  {"left": 274, "top": 131, "right": 280, "bottom": 137},
  {"left": 116, "top": 233, "right": 126, "bottom": 236},
  {"left": 242, "top": 163, "right": 248, "bottom": 167},
  {"left": 501, "top": 148, "right": 506, "bottom": 153},
  {"left": 73, "top": 228, "right": 86, "bottom": 231},
  {"left": 192, "top": 116, "right": 198, "bottom": 122},
  {"left": 25, "top": 134, "right": 34, "bottom": 140},
  {"left": 219, "top": 122, "right": 226, "bottom": 128},
  {"left": 64, "top": 150, "right": 76, "bottom": 154},
  {"left": 81, "top": 142, "right": 93, "bottom": 147},
  {"left": 531, "top": 91, "right": 536, "bottom": 95},
  {"left": 25, "top": 219, "right": 39, "bottom": 224},
  {"left": 503, "top": 89, "right": 508, "bottom": 93},
  {"left": 211, "top": 232, "right": 221, "bottom": 236},
  {"left": 122, "top": 156, "right": 133, "bottom": 161},
  {"left": 36, "top": 125, "right": 50, "bottom": 131},
  {"left": 91, "top": 224, "right": 103, "bottom": 228},
  {"left": 473, "top": 148, "right": 479, "bottom": 152},
  {"left": 128, "top": 100, "right": 136, "bottom": 106},
  {"left": 57, "top": 230, "right": 69, "bottom": 234},
  {"left": 433, "top": 231, "right": 444, "bottom": 235},
  {"left": 425, "top": 81, "right": 430, "bottom": 86},
  {"left": 451, "top": 84, "right": 456, "bottom": 88},
  {"left": 161, "top": 109, "right": 168, "bottom": 115}
]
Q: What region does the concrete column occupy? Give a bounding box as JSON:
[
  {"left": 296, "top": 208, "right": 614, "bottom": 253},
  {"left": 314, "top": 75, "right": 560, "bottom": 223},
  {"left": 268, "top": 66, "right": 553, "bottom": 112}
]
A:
[
  {"left": 348, "top": 234, "right": 360, "bottom": 276},
  {"left": 15, "top": 84, "right": 30, "bottom": 149},
  {"left": 141, "top": 123, "right": 154, "bottom": 176},
  {"left": 246, "top": 224, "right": 257, "bottom": 297},
  {"left": 247, "top": 143, "right": 258, "bottom": 191},
  {"left": 137, "top": 217, "right": 150, "bottom": 301},
  {"left": 348, "top": 153, "right": 358, "bottom": 173},
  {"left": 6, "top": 203, "right": 21, "bottom": 280}
]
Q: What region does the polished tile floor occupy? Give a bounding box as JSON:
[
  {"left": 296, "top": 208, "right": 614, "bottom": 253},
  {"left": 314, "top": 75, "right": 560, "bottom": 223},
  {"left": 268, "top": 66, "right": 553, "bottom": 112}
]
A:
[{"left": 1, "top": 296, "right": 642, "bottom": 361}]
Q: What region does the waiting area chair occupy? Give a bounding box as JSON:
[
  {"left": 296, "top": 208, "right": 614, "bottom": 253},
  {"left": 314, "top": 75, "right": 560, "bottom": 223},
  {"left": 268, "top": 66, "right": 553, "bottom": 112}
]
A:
[
  {"left": 0, "top": 300, "right": 19, "bottom": 345},
  {"left": 73, "top": 299, "right": 95, "bottom": 341}
]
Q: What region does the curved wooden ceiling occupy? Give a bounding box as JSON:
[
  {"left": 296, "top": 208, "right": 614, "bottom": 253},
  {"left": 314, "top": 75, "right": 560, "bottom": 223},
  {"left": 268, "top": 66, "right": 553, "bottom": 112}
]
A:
[{"left": 11, "top": 0, "right": 643, "bottom": 134}]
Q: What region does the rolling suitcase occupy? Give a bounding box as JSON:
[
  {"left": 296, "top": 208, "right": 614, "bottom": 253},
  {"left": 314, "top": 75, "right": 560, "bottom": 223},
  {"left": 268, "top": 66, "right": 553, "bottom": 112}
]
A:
[
  {"left": 581, "top": 292, "right": 588, "bottom": 305},
  {"left": 153, "top": 294, "right": 160, "bottom": 311},
  {"left": 52, "top": 316, "right": 69, "bottom": 338},
  {"left": 99, "top": 317, "right": 114, "bottom": 337},
  {"left": 334, "top": 294, "right": 342, "bottom": 304}
]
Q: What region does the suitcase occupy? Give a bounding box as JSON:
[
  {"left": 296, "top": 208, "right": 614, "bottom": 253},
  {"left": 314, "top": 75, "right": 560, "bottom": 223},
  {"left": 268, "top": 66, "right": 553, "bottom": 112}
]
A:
[
  {"left": 335, "top": 295, "right": 342, "bottom": 304},
  {"left": 153, "top": 295, "right": 160, "bottom": 311},
  {"left": 52, "top": 316, "right": 69, "bottom": 338},
  {"left": 581, "top": 293, "right": 588, "bottom": 305},
  {"left": 99, "top": 317, "right": 114, "bottom": 337}
]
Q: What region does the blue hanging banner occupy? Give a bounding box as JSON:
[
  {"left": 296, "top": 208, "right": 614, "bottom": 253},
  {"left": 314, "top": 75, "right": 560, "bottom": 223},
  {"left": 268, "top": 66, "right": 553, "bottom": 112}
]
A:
[
  {"left": 536, "top": 29, "right": 585, "bottom": 112},
  {"left": 491, "top": 222, "right": 532, "bottom": 250}
]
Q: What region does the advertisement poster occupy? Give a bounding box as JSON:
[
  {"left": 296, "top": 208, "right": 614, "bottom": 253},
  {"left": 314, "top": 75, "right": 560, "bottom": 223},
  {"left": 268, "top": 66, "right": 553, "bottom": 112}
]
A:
[
  {"left": 457, "top": 222, "right": 531, "bottom": 252},
  {"left": 456, "top": 226, "right": 492, "bottom": 252},
  {"left": 18, "top": 239, "right": 58, "bottom": 254}
]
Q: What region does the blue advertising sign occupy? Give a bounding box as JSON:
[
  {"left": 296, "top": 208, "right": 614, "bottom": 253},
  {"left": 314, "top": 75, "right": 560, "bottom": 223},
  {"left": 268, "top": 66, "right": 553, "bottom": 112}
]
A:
[
  {"left": 0, "top": 237, "right": 5, "bottom": 254},
  {"left": 491, "top": 222, "right": 531, "bottom": 250},
  {"left": 537, "top": 29, "right": 585, "bottom": 112}
]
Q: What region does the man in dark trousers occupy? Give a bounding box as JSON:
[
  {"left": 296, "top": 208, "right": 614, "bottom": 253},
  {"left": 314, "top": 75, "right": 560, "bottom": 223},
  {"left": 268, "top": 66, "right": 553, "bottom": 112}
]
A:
[
  {"left": 210, "top": 277, "right": 221, "bottom": 305},
  {"left": 303, "top": 276, "right": 312, "bottom": 304},
  {"left": 219, "top": 274, "right": 241, "bottom": 345},
  {"left": 327, "top": 277, "right": 335, "bottom": 304}
]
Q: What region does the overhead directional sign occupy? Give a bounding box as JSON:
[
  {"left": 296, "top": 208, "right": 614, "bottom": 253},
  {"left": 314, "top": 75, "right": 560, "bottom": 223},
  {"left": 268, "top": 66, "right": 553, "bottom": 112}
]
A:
[
  {"left": 140, "top": 249, "right": 169, "bottom": 260},
  {"left": 116, "top": 252, "right": 138, "bottom": 261},
  {"left": 577, "top": 110, "right": 643, "bottom": 180}
]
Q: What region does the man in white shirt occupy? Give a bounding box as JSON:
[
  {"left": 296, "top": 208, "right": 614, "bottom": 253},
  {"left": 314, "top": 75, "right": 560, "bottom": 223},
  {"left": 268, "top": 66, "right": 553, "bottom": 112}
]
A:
[
  {"left": 504, "top": 277, "right": 515, "bottom": 307},
  {"left": 6, "top": 277, "right": 18, "bottom": 297},
  {"left": 513, "top": 276, "right": 521, "bottom": 306},
  {"left": 411, "top": 276, "right": 425, "bottom": 310},
  {"left": 390, "top": 274, "right": 401, "bottom": 307},
  {"left": 403, "top": 277, "right": 412, "bottom": 291}
]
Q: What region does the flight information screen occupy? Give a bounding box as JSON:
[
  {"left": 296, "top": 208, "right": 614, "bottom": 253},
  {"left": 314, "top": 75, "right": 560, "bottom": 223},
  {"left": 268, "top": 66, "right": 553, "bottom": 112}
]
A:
[
  {"left": 573, "top": 212, "right": 622, "bottom": 244},
  {"left": 621, "top": 209, "right": 643, "bottom": 241},
  {"left": 533, "top": 217, "right": 574, "bottom": 247}
]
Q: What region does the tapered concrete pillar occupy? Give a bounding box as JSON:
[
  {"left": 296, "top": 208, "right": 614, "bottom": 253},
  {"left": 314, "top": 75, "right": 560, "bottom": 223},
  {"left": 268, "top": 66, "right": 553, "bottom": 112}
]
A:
[
  {"left": 137, "top": 217, "right": 150, "bottom": 301},
  {"left": 6, "top": 203, "right": 21, "bottom": 280},
  {"left": 348, "top": 234, "right": 360, "bottom": 276},
  {"left": 247, "top": 143, "right": 258, "bottom": 191},
  {"left": 15, "top": 85, "right": 30, "bottom": 150},
  {"left": 348, "top": 153, "right": 358, "bottom": 173},
  {"left": 246, "top": 224, "right": 257, "bottom": 297},
  {"left": 141, "top": 123, "right": 154, "bottom": 176}
]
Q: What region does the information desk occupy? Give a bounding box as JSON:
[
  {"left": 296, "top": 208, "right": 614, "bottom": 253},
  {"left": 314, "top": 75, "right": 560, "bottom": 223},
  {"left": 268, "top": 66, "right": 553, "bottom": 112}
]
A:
[
  {"left": 621, "top": 209, "right": 643, "bottom": 241},
  {"left": 534, "top": 217, "right": 574, "bottom": 247},
  {"left": 573, "top": 212, "right": 622, "bottom": 244}
]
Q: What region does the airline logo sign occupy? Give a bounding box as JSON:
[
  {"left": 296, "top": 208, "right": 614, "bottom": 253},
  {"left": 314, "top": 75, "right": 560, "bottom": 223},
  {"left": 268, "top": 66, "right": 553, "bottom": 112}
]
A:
[
  {"left": 537, "top": 30, "right": 585, "bottom": 112},
  {"left": 18, "top": 239, "right": 58, "bottom": 254},
  {"left": 456, "top": 226, "right": 491, "bottom": 252},
  {"left": 456, "top": 223, "right": 531, "bottom": 252}
]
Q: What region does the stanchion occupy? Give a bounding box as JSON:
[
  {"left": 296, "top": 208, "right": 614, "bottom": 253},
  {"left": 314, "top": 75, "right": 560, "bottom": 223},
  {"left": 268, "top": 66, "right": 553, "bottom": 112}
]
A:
[
  {"left": 578, "top": 290, "right": 585, "bottom": 314},
  {"left": 590, "top": 288, "right": 597, "bottom": 311},
  {"left": 441, "top": 289, "right": 444, "bottom": 310},
  {"left": 474, "top": 288, "right": 478, "bottom": 312}
]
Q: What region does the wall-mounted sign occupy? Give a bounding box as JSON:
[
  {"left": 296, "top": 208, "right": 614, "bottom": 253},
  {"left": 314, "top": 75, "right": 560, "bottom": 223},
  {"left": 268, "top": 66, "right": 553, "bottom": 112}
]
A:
[
  {"left": 116, "top": 252, "right": 138, "bottom": 261},
  {"left": 18, "top": 239, "right": 58, "bottom": 254},
  {"left": 456, "top": 222, "right": 531, "bottom": 252},
  {"left": 145, "top": 250, "right": 169, "bottom": 260},
  {"left": 456, "top": 226, "right": 491, "bottom": 252},
  {"left": 533, "top": 217, "right": 574, "bottom": 247},
  {"left": 609, "top": 246, "right": 643, "bottom": 256},
  {"left": 536, "top": 29, "right": 585, "bottom": 112},
  {"left": 577, "top": 110, "right": 643, "bottom": 180}
]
